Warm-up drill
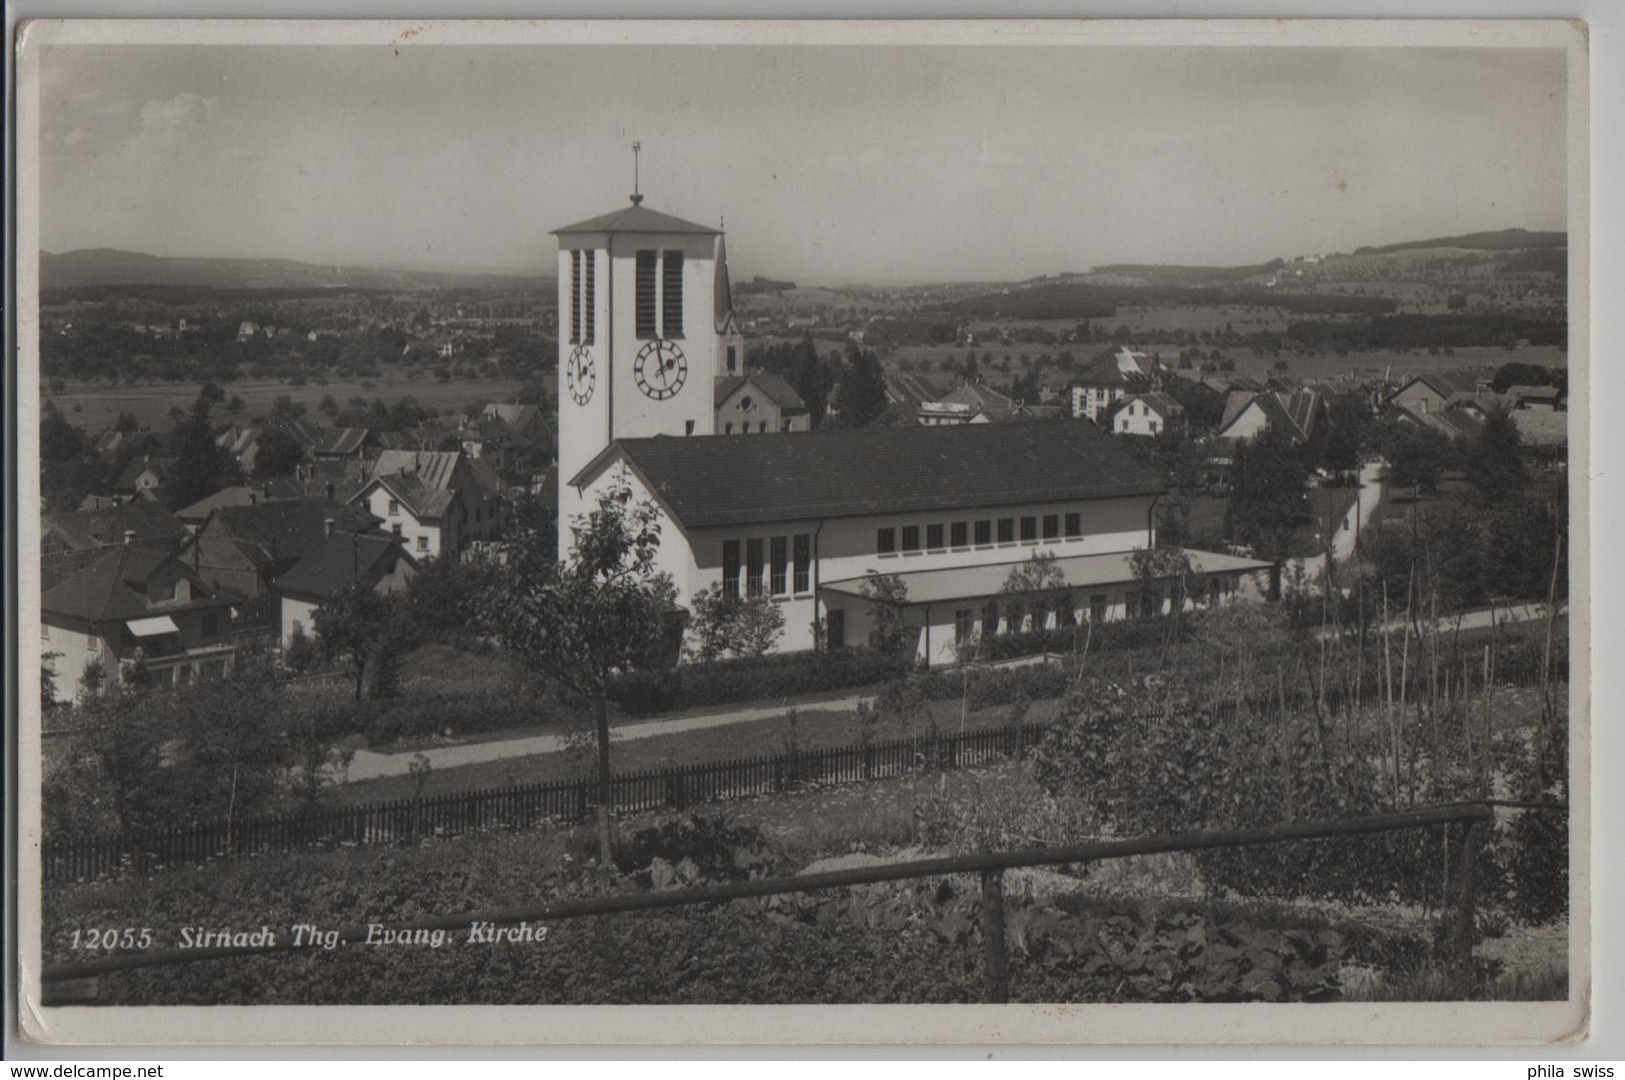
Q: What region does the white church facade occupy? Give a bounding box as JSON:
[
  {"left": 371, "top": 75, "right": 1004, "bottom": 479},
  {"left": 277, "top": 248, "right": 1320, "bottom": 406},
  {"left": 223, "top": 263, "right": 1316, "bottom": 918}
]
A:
[{"left": 554, "top": 195, "right": 1269, "bottom": 668}]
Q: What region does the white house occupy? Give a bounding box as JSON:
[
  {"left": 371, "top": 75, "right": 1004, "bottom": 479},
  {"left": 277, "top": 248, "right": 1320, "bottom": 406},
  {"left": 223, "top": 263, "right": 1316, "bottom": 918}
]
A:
[
  {"left": 275, "top": 530, "right": 420, "bottom": 646},
  {"left": 1113, "top": 392, "right": 1185, "bottom": 437},
  {"left": 349, "top": 450, "right": 504, "bottom": 560}
]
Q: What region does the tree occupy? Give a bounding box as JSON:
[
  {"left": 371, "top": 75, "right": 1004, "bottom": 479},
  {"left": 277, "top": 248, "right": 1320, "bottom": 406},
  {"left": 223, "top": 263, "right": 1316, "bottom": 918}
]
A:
[
  {"left": 1225, "top": 425, "right": 1308, "bottom": 597},
  {"left": 831, "top": 344, "right": 891, "bottom": 428},
  {"left": 270, "top": 395, "right": 306, "bottom": 426},
  {"left": 313, "top": 584, "right": 414, "bottom": 702},
  {"left": 1000, "top": 550, "right": 1074, "bottom": 633},
  {"left": 1465, "top": 407, "right": 1527, "bottom": 503},
  {"left": 683, "top": 584, "right": 785, "bottom": 662},
  {"left": 1372, "top": 418, "right": 1450, "bottom": 494},
  {"left": 1491, "top": 361, "right": 1553, "bottom": 394},
  {"left": 251, "top": 426, "right": 306, "bottom": 479},
  {"left": 167, "top": 391, "right": 237, "bottom": 511},
  {"left": 733, "top": 595, "right": 786, "bottom": 658},
  {"left": 858, "top": 571, "right": 914, "bottom": 661},
  {"left": 39, "top": 400, "right": 85, "bottom": 463},
  {"left": 478, "top": 476, "right": 678, "bottom": 863}
]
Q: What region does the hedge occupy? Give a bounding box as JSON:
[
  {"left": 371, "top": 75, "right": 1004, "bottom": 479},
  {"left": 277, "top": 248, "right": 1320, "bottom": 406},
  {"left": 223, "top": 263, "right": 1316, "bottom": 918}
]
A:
[{"left": 607, "top": 649, "right": 910, "bottom": 717}]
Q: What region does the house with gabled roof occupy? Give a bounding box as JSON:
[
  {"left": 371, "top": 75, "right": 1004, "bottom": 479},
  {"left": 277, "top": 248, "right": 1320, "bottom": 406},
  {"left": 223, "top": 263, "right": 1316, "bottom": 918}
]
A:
[
  {"left": 274, "top": 529, "right": 421, "bottom": 646},
  {"left": 349, "top": 450, "right": 503, "bottom": 559},
  {"left": 40, "top": 539, "right": 240, "bottom": 701},
  {"left": 1214, "top": 389, "right": 1326, "bottom": 444},
  {"left": 566, "top": 422, "right": 1269, "bottom": 668},
  {"left": 1068, "top": 348, "right": 1157, "bottom": 423},
  {"left": 714, "top": 372, "right": 810, "bottom": 434},
  {"left": 93, "top": 427, "right": 167, "bottom": 463},
  {"left": 41, "top": 502, "right": 191, "bottom": 591},
  {"left": 183, "top": 497, "right": 382, "bottom": 599},
  {"left": 1385, "top": 371, "right": 1486, "bottom": 416},
  {"left": 1113, "top": 391, "right": 1186, "bottom": 437},
  {"left": 884, "top": 373, "right": 939, "bottom": 426},
  {"left": 114, "top": 456, "right": 175, "bottom": 499}
]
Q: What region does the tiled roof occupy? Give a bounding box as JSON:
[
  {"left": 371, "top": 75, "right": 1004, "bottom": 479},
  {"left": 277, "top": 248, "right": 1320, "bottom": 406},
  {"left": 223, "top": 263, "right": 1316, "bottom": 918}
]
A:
[
  {"left": 1401, "top": 370, "right": 1481, "bottom": 399},
  {"left": 714, "top": 373, "right": 808, "bottom": 411},
  {"left": 1510, "top": 409, "right": 1568, "bottom": 446},
  {"left": 205, "top": 498, "right": 380, "bottom": 567},
  {"left": 319, "top": 427, "right": 369, "bottom": 456},
  {"left": 583, "top": 420, "right": 1166, "bottom": 530},
  {"left": 552, "top": 201, "right": 720, "bottom": 236},
  {"left": 1133, "top": 392, "right": 1185, "bottom": 419},
  {"left": 115, "top": 457, "right": 174, "bottom": 489},
  {"left": 1219, "top": 390, "right": 1256, "bottom": 432},
  {"left": 372, "top": 450, "right": 461, "bottom": 490},
  {"left": 940, "top": 382, "right": 1013, "bottom": 413},
  {"left": 175, "top": 480, "right": 310, "bottom": 522},
  {"left": 41, "top": 544, "right": 215, "bottom": 623},
  {"left": 1280, "top": 390, "right": 1323, "bottom": 439},
  {"left": 371, "top": 472, "right": 456, "bottom": 520},
  {"left": 44, "top": 503, "right": 188, "bottom": 551},
  {"left": 1071, "top": 354, "right": 1152, "bottom": 390},
  {"left": 274, "top": 533, "right": 416, "bottom": 602}
]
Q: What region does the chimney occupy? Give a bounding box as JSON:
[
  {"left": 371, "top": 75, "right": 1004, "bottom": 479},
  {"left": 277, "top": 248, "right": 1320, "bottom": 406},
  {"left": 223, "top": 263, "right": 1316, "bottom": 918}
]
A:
[
  {"left": 325, "top": 480, "right": 335, "bottom": 500},
  {"left": 324, "top": 517, "right": 335, "bottom": 537},
  {"left": 263, "top": 481, "right": 273, "bottom": 498},
  {"left": 123, "top": 529, "right": 136, "bottom": 546}
]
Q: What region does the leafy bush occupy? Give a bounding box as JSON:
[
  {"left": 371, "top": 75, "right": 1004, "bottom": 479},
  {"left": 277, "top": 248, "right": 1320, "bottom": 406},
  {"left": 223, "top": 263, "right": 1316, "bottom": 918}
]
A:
[
  {"left": 357, "top": 688, "right": 555, "bottom": 747},
  {"left": 608, "top": 650, "right": 908, "bottom": 716},
  {"left": 613, "top": 813, "right": 776, "bottom": 887}
]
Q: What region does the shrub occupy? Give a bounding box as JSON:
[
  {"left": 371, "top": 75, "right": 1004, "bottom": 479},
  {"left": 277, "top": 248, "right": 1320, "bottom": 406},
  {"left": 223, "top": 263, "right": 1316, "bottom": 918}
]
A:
[{"left": 608, "top": 649, "right": 908, "bottom": 716}]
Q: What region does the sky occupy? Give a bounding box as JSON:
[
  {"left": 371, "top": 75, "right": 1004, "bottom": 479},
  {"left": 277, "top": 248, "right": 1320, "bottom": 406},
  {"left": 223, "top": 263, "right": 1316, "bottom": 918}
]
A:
[{"left": 35, "top": 40, "right": 1569, "bottom": 283}]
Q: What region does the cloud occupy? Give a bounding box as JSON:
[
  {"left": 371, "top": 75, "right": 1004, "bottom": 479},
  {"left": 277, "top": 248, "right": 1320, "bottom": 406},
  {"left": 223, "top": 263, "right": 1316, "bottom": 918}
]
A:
[{"left": 139, "top": 92, "right": 218, "bottom": 129}]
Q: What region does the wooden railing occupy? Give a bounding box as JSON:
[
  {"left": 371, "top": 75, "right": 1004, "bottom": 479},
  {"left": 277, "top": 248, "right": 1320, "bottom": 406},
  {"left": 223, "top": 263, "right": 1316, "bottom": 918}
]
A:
[
  {"left": 42, "top": 802, "right": 1555, "bottom": 1004},
  {"left": 43, "top": 720, "right": 1050, "bottom": 883}
]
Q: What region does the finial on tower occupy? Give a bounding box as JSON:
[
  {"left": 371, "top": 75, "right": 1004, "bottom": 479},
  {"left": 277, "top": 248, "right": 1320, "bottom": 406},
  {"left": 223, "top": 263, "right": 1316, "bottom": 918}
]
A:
[{"left": 630, "top": 140, "right": 643, "bottom": 205}]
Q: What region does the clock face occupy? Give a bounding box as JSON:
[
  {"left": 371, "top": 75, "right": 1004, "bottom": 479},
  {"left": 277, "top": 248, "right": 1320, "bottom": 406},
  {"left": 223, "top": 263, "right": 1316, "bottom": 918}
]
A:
[
  {"left": 634, "top": 339, "right": 688, "bottom": 401},
  {"left": 566, "top": 345, "right": 595, "bottom": 405}
]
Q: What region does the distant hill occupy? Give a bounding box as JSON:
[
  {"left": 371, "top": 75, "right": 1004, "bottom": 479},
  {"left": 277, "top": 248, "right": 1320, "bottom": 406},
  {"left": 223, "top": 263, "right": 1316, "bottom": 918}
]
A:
[
  {"left": 1354, "top": 229, "right": 1567, "bottom": 255},
  {"left": 1084, "top": 259, "right": 1284, "bottom": 288},
  {"left": 40, "top": 248, "right": 549, "bottom": 292}
]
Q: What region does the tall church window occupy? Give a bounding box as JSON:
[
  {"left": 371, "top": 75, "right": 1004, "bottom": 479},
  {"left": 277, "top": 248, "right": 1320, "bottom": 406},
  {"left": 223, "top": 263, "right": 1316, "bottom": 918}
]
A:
[
  {"left": 770, "top": 536, "right": 788, "bottom": 595},
  {"left": 636, "top": 250, "right": 659, "bottom": 339},
  {"left": 662, "top": 250, "right": 684, "bottom": 337},
  {"left": 722, "top": 540, "right": 741, "bottom": 598},
  {"left": 746, "top": 539, "right": 765, "bottom": 597},
  {"left": 793, "top": 534, "right": 811, "bottom": 593}
]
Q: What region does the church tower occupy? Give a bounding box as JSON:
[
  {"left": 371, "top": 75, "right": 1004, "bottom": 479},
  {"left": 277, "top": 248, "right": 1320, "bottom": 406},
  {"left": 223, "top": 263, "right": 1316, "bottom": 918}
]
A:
[{"left": 552, "top": 191, "right": 743, "bottom": 553}]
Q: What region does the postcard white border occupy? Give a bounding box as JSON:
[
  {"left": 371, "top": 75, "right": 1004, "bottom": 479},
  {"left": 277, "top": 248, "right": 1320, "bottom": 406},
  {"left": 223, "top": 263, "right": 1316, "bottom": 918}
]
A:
[{"left": 10, "top": 15, "right": 1593, "bottom": 1050}]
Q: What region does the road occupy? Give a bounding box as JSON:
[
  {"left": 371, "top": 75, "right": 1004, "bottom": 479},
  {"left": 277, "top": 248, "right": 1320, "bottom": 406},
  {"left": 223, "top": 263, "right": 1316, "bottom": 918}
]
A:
[
  {"left": 1289, "top": 460, "right": 1385, "bottom": 584},
  {"left": 344, "top": 690, "right": 875, "bottom": 782}
]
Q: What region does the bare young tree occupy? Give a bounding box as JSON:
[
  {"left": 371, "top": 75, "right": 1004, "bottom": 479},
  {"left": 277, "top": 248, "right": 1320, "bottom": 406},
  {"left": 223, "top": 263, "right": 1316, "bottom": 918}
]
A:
[{"left": 479, "top": 474, "right": 677, "bottom": 863}]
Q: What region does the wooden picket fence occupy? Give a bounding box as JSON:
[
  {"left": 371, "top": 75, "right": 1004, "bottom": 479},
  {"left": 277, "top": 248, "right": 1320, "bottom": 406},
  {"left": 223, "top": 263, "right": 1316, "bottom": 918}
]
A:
[{"left": 43, "top": 720, "right": 1051, "bottom": 884}]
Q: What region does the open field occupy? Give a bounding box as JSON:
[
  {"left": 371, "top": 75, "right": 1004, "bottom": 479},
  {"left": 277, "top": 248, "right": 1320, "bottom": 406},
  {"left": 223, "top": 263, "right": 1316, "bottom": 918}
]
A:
[{"left": 42, "top": 367, "right": 530, "bottom": 432}]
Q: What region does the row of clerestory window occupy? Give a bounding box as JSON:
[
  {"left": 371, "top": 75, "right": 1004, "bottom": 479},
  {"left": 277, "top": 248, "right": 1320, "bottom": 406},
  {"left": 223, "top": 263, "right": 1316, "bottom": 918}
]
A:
[{"left": 876, "top": 511, "right": 1083, "bottom": 555}]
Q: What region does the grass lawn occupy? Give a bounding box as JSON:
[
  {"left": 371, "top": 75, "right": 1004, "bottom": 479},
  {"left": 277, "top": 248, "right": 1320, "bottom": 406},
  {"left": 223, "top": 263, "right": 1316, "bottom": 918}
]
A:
[{"left": 336, "top": 695, "right": 1056, "bottom": 807}]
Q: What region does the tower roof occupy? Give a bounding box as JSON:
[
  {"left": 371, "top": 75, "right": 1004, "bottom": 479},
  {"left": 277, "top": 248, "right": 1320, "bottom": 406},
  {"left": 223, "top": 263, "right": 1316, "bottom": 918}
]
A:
[{"left": 552, "top": 201, "right": 720, "bottom": 237}]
